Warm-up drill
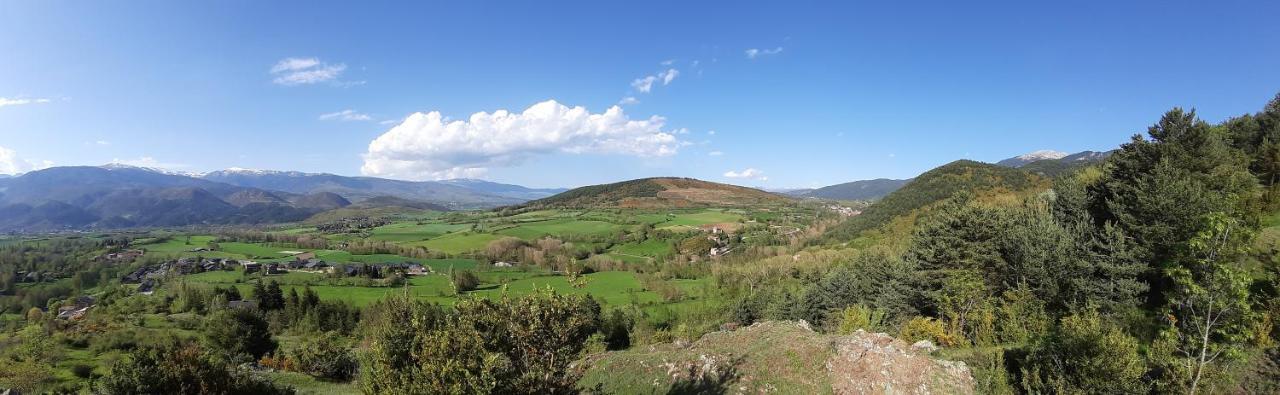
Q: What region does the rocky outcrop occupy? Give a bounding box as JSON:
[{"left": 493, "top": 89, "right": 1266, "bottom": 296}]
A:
[
  {"left": 577, "top": 321, "right": 974, "bottom": 394},
  {"left": 827, "top": 330, "right": 974, "bottom": 394}
]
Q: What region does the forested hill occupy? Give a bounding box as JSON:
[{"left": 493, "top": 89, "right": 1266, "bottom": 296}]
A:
[
  {"left": 821, "top": 160, "right": 1047, "bottom": 241},
  {"left": 797, "top": 178, "right": 910, "bottom": 201},
  {"left": 517, "top": 177, "right": 790, "bottom": 209}
]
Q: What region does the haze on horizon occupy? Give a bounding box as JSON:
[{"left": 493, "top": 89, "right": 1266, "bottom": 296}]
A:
[{"left": 1, "top": 1, "right": 1278, "bottom": 188}]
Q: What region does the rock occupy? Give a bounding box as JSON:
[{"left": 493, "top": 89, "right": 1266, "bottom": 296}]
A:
[
  {"left": 826, "top": 331, "right": 974, "bottom": 394},
  {"left": 911, "top": 340, "right": 938, "bottom": 354}
]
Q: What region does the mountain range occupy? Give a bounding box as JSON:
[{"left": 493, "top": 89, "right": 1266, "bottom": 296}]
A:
[
  {"left": 0, "top": 149, "right": 1110, "bottom": 232},
  {"left": 0, "top": 165, "right": 563, "bottom": 232}
]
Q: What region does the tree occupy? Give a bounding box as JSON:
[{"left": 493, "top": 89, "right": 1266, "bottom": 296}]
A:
[
  {"left": 1162, "top": 213, "right": 1255, "bottom": 394},
  {"left": 290, "top": 332, "right": 356, "bottom": 380},
  {"left": 99, "top": 339, "right": 293, "bottom": 395},
  {"left": 359, "top": 291, "right": 600, "bottom": 395},
  {"left": 1021, "top": 309, "right": 1147, "bottom": 394},
  {"left": 456, "top": 290, "right": 601, "bottom": 394},
  {"left": 452, "top": 269, "right": 480, "bottom": 293},
  {"left": 203, "top": 308, "right": 277, "bottom": 360}
]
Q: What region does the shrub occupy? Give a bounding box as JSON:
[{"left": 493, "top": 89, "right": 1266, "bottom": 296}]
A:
[
  {"left": 1020, "top": 309, "right": 1146, "bottom": 394},
  {"left": 898, "top": 317, "right": 957, "bottom": 346},
  {"left": 452, "top": 270, "right": 480, "bottom": 293},
  {"left": 836, "top": 304, "right": 887, "bottom": 334},
  {"left": 291, "top": 332, "right": 356, "bottom": 380},
  {"left": 203, "top": 308, "right": 276, "bottom": 360},
  {"left": 99, "top": 340, "right": 294, "bottom": 395}
]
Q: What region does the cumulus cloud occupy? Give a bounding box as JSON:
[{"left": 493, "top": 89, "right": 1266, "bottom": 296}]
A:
[
  {"left": 361, "top": 100, "right": 683, "bottom": 180},
  {"left": 745, "top": 47, "right": 784, "bottom": 59},
  {"left": 0, "top": 97, "right": 52, "bottom": 108},
  {"left": 271, "top": 57, "right": 347, "bottom": 85},
  {"left": 724, "top": 167, "right": 767, "bottom": 181},
  {"left": 708, "top": 151, "right": 724, "bottom": 156},
  {"left": 0, "top": 146, "right": 52, "bottom": 175},
  {"left": 618, "top": 96, "right": 640, "bottom": 106},
  {"left": 319, "top": 109, "right": 373, "bottom": 121}
]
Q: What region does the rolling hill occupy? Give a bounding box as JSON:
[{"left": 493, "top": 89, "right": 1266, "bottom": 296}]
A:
[
  {"left": 201, "top": 169, "right": 561, "bottom": 209},
  {"left": 796, "top": 178, "right": 910, "bottom": 201},
  {"left": 822, "top": 160, "right": 1048, "bottom": 241},
  {"left": 518, "top": 177, "right": 790, "bottom": 209}
]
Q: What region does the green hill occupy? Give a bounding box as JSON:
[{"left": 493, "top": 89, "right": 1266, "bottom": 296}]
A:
[
  {"left": 823, "top": 160, "right": 1046, "bottom": 241},
  {"left": 518, "top": 177, "right": 789, "bottom": 209},
  {"left": 800, "top": 178, "right": 910, "bottom": 201}
]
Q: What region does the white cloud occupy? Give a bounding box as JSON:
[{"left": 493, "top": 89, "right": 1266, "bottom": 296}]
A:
[
  {"left": 0, "top": 97, "right": 52, "bottom": 108},
  {"left": 95, "top": 140, "right": 111, "bottom": 146},
  {"left": 631, "top": 75, "right": 658, "bottom": 93},
  {"left": 630, "top": 68, "right": 679, "bottom": 94},
  {"left": 659, "top": 68, "right": 679, "bottom": 85},
  {"left": 270, "top": 57, "right": 347, "bottom": 86},
  {"left": 745, "top": 47, "right": 784, "bottom": 59},
  {"left": 707, "top": 130, "right": 716, "bottom": 135},
  {"left": 708, "top": 151, "right": 724, "bottom": 156},
  {"left": 319, "top": 109, "right": 373, "bottom": 121},
  {"left": 361, "top": 100, "right": 683, "bottom": 180},
  {"left": 618, "top": 96, "right": 640, "bottom": 106},
  {"left": 0, "top": 146, "right": 52, "bottom": 175},
  {"left": 724, "top": 167, "right": 767, "bottom": 181},
  {"left": 660, "top": 59, "right": 675, "bottom": 66}
]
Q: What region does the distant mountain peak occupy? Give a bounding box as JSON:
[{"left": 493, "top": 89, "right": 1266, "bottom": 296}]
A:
[
  {"left": 99, "top": 163, "right": 206, "bottom": 178},
  {"left": 996, "top": 150, "right": 1069, "bottom": 168},
  {"left": 1016, "top": 150, "right": 1068, "bottom": 161}
]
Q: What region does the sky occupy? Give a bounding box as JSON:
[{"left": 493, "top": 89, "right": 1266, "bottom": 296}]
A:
[{"left": 1, "top": 1, "right": 1279, "bottom": 188}]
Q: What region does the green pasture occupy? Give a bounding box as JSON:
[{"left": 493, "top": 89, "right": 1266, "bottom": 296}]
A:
[
  {"left": 368, "top": 221, "right": 471, "bottom": 242},
  {"left": 412, "top": 232, "right": 501, "bottom": 254},
  {"left": 495, "top": 218, "right": 621, "bottom": 240}
]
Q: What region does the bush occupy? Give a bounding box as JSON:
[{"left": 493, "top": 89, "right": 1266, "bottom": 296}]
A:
[
  {"left": 99, "top": 340, "right": 294, "bottom": 394},
  {"left": 836, "top": 304, "right": 886, "bottom": 334},
  {"left": 898, "top": 317, "right": 957, "bottom": 346},
  {"left": 452, "top": 270, "right": 480, "bottom": 293},
  {"left": 203, "top": 308, "right": 277, "bottom": 360},
  {"left": 1020, "top": 310, "right": 1146, "bottom": 394},
  {"left": 291, "top": 332, "right": 356, "bottom": 380}
]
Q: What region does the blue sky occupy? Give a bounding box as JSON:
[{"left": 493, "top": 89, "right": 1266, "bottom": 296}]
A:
[{"left": 1, "top": 1, "right": 1278, "bottom": 188}]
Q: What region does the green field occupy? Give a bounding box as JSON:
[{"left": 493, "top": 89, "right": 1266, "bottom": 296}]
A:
[
  {"left": 413, "top": 232, "right": 502, "bottom": 254},
  {"left": 368, "top": 221, "right": 471, "bottom": 242},
  {"left": 185, "top": 267, "right": 670, "bottom": 308},
  {"left": 658, "top": 209, "right": 743, "bottom": 228},
  {"left": 496, "top": 218, "right": 622, "bottom": 240},
  {"left": 609, "top": 238, "right": 673, "bottom": 257}
]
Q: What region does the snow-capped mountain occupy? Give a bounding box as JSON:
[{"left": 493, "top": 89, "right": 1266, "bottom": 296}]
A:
[{"left": 995, "top": 150, "right": 1069, "bottom": 167}]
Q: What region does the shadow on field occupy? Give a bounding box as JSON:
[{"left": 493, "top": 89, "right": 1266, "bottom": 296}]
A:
[{"left": 665, "top": 356, "right": 742, "bottom": 395}]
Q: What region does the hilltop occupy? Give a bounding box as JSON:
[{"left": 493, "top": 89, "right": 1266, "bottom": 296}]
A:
[
  {"left": 823, "top": 160, "right": 1048, "bottom": 241},
  {"left": 795, "top": 178, "right": 910, "bottom": 201},
  {"left": 517, "top": 177, "right": 790, "bottom": 209},
  {"left": 578, "top": 321, "right": 974, "bottom": 394}
]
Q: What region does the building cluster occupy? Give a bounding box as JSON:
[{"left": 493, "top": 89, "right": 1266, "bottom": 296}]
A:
[
  {"left": 94, "top": 249, "right": 145, "bottom": 263},
  {"left": 827, "top": 204, "right": 862, "bottom": 217}
]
